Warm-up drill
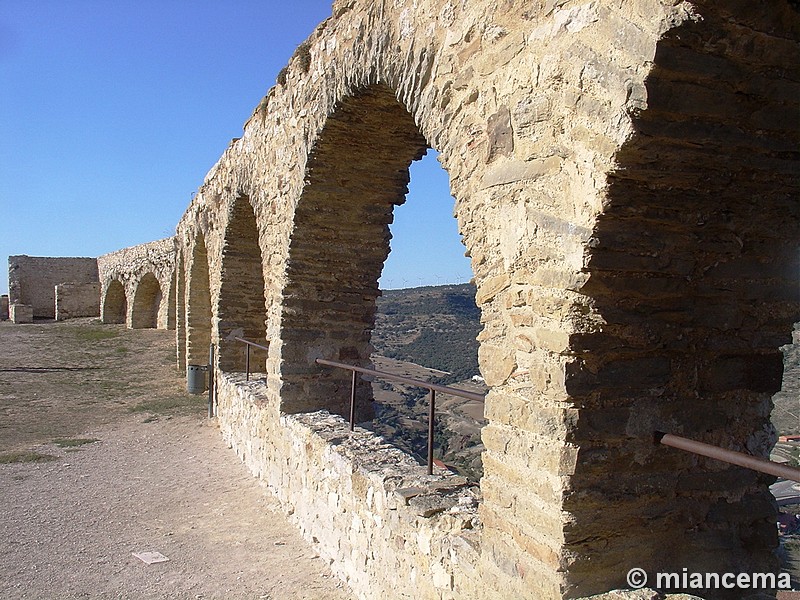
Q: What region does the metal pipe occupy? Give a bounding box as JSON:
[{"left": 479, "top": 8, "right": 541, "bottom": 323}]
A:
[
  {"left": 315, "top": 358, "right": 484, "bottom": 402},
  {"left": 349, "top": 370, "right": 357, "bottom": 432},
  {"left": 245, "top": 344, "right": 250, "bottom": 382},
  {"left": 656, "top": 432, "right": 800, "bottom": 482},
  {"left": 427, "top": 389, "right": 436, "bottom": 476},
  {"left": 207, "top": 343, "right": 215, "bottom": 419},
  {"left": 234, "top": 336, "right": 270, "bottom": 352}
]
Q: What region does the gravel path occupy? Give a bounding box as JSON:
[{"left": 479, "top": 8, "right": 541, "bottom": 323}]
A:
[{"left": 0, "top": 321, "right": 352, "bottom": 600}]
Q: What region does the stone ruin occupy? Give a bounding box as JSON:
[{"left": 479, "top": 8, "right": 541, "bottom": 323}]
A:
[
  {"left": 7, "top": 255, "right": 98, "bottom": 322},
  {"left": 96, "top": 238, "right": 176, "bottom": 329},
  {"left": 6, "top": 1, "right": 799, "bottom": 598},
  {"left": 6, "top": 240, "right": 176, "bottom": 328}
]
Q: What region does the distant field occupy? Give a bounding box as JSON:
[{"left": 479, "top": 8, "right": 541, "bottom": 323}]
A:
[{"left": 0, "top": 318, "right": 202, "bottom": 457}]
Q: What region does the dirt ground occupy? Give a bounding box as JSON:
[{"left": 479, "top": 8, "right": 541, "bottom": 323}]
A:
[{"left": 0, "top": 319, "right": 353, "bottom": 600}]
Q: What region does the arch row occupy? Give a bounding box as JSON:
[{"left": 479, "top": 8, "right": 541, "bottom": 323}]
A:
[
  {"left": 170, "top": 2, "right": 800, "bottom": 598},
  {"left": 97, "top": 238, "right": 176, "bottom": 330}
]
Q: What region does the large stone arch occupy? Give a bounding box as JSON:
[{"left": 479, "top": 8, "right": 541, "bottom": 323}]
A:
[
  {"left": 187, "top": 233, "right": 212, "bottom": 367},
  {"left": 217, "top": 196, "right": 269, "bottom": 373},
  {"left": 101, "top": 279, "right": 126, "bottom": 325},
  {"left": 130, "top": 272, "right": 162, "bottom": 329},
  {"left": 171, "top": 1, "right": 799, "bottom": 598},
  {"left": 279, "top": 85, "right": 427, "bottom": 418},
  {"left": 564, "top": 4, "right": 800, "bottom": 592}
]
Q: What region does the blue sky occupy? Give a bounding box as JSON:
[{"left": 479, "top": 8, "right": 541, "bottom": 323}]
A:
[{"left": 0, "top": 0, "right": 472, "bottom": 295}]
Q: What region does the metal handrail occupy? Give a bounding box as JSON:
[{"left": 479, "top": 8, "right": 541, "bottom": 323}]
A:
[
  {"left": 234, "top": 337, "right": 270, "bottom": 381},
  {"left": 229, "top": 338, "right": 800, "bottom": 483},
  {"left": 316, "top": 357, "right": 485, "bottom": 475},
  {"left": 656, "top": 432, "right": 800, "bottom": 482}
]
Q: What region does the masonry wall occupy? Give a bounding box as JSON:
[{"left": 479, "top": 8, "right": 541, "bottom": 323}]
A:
[
  {"left": 98, "top": 238, "right": 176, "bottom": 329},
  {"left": 216, "top": 373, "right": 494, "bottom": 600},
  {"left": 8, "top": 0, "right": 788, "bottom": 596},
  {"left": 55, "top": 282, "right": 101, "bottom": 321},
  {"left": 8, "top": 256, "right": 98, "bottom": 319},
  {"left": 167, "top": 0, "right": 799, "bottom": 597}
]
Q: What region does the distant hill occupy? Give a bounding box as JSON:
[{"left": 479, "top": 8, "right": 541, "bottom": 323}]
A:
[
  {"left": 373, "top": 283, "right": 481, "bottom": 383},
  {"left": 773, "top": 326, "right": 800, "bottom": 437},
  {"left": 369, "top": 285, "right": 799, "bottom": 478},
  {"left": 371, "top": 283, "right": 485, "bottom": 480}
]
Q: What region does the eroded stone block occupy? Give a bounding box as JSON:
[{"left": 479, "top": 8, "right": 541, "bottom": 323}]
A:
[{"left": 10, "top": 303, "right": 33, "bottom": 324}]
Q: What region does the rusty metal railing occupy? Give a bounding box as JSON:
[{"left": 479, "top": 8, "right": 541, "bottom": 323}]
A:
[
  {"left": 656, "top": 431, "right": 800, "bottom": 482},
  {"left": 234, "top": 337, "right": 270, "bottom": 381},
  {"left": 231, "top": 337, "right": 799, "bottom": 483},
  {"left": 316, "top": 357, "right": 484, "bottom": 475}
]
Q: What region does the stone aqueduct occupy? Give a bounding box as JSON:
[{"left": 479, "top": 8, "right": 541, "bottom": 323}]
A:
[{"left": 91, "top": 1, "right": 800, "bottom": 598}]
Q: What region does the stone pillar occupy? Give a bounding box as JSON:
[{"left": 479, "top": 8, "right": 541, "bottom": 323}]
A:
[
  {"left": 0, "top": 295, "right": 8, "bottom": 320},
  {"left": 10, "top": 304, "right": 33, "bottom": 324}
]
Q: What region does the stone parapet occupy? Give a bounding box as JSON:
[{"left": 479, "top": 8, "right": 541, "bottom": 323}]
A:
[{"left": 215, "top": 373, "right": 500, "bottom": 600}]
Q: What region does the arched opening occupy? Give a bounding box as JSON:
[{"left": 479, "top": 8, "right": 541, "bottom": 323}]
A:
[
  {"left": 217, "top": 196, "right": 268, "bottom": 373},
  {"left": 130, "top": 273, "right": 162, "bottom": 329},
  {"left": 176, "top": 250, "right": 187, "bottom": 372},
  {"left": 187, "top": 233, "right": 212, "bottom": 367},
  {"left": 279, "top": 85, "right": 429, "bottom": 420},
  {"left": 565, "top": 7, "right": 800, "bottom": 594},
  {"left": 102, "top": 279, "right": 127, "bottom": 325},
  {"left": 371, "top": 152, "right": 484, "bottom": 479}
]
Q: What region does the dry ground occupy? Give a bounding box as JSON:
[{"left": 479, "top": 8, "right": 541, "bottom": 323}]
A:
[{"left": 0, "top": 318, "right": 353, "bottom": 600}]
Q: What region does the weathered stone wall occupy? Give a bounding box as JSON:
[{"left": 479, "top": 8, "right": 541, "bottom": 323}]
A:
[
  {"left": 8, "top": 256, "right": 98, "bottom": 319},
  {"left": 216, "top": 373, "right": 487, "bottom": 599},
  {"left": 169, "top": 1, "right": 799, "bottom": 598},
  {"left": 564, "top": 4, "right": 800, "bottom": 588},
  {"left": 97, "top": 238, "right": 176, "bottom": 329},
  {"left": 10, "top": 303, "right": 33, "bottom": 324},
  {"left": 55, "top": 282, "right": 101, "bottom": 321},
  {"left": 0, "top": 295, "right": 8, "bottom": 321}
]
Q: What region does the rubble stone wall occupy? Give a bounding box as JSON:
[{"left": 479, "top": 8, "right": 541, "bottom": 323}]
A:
[
  {"left": 10, "top": 303, "right": 33, "bottom": 324},
  {"left": 172, "top": 1, "right": 799, "bottom": 597},
  {"left": 8, "top": 256, "right": 98, "bottom": 319},
  {"left": 97, "top": 238, "right": 176, "bottom": 329},
  {"left": 55, "top": 282, "right": 101, "bottom": 321},
  {"left": 215, "top": 373, "right": 488, "bottom": 599}
]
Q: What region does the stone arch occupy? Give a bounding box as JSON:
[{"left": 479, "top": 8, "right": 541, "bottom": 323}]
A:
[
  {"left": 217, "top": 196, "right": 268, "bottom": 373},
  {"left": 175, "top": 249, "right": 187, "bottom": 372},
  {"left": 278, "top": 85, "right": 428, "bottom": 419},
  {"left": 172, "top": 2, "right": 800, "bottom": 597},
  {"left": 101, "top": 279, "right": 127, "bottom": 325},
  {"left": 187, "top": 233, "right": 212, "bottom": 367},
  {"left": 130, "top": 273, "right": 162, "bottom": 329},
  {"left": 563, "top": 5, "right": 800, "bottom": 595}
]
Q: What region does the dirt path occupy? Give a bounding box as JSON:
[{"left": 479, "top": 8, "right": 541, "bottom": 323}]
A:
[{"left": 0, "top": 320, "right": 352, "bottom": 600}]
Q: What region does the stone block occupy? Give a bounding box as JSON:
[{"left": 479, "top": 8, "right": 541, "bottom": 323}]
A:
[
  {"left": 8, "top": 255, "right": 98, "bottom": 318},
  {"left": 10, "top": 303, "right": 33, "bottom": 324},
  {"left": 55, "top": 282, "right": 101, "bottom": 321},
  {"left": 0, "top": 295, "right": 8, "bottom": 320}
]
